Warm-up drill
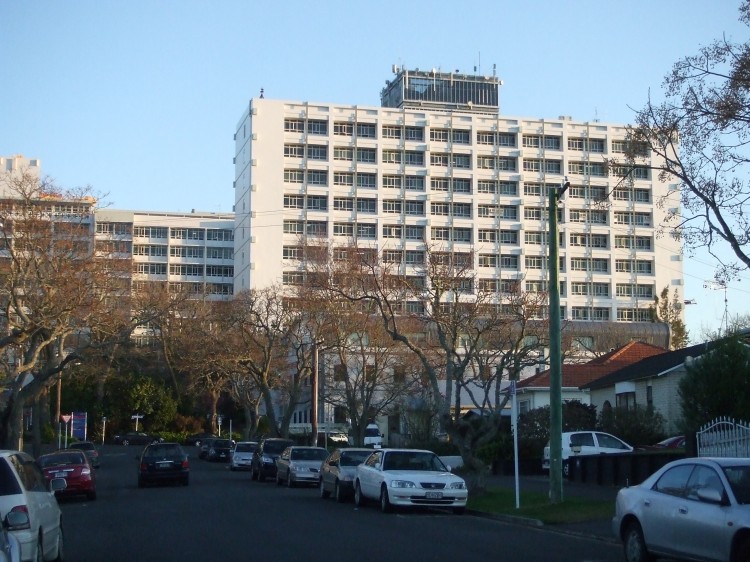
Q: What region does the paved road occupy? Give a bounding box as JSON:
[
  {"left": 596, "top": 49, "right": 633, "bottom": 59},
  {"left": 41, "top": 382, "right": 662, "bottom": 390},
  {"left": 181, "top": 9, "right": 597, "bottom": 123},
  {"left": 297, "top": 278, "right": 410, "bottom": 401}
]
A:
[{"left": 58, "top": 445, "right": 624, "bottom": 562}]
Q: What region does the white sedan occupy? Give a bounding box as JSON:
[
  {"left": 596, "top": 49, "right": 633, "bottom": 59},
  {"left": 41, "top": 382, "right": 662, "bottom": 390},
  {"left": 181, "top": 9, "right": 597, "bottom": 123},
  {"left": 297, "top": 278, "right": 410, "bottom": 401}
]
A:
[{"left": 354, "top": 449, "right": 467, "bottom": 514}]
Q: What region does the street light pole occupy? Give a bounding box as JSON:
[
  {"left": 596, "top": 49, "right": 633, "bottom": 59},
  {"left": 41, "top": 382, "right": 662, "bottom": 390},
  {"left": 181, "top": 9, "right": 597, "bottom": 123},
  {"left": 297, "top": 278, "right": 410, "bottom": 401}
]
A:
[
  {"left": 56, "top": 372, "right": 62, "bottom": 449},
  {"left": 548, "top": 178, "right": 569, "bottom": 504},
  {"left": 311, "top": 341, "right": 319, "bottom": 446}
]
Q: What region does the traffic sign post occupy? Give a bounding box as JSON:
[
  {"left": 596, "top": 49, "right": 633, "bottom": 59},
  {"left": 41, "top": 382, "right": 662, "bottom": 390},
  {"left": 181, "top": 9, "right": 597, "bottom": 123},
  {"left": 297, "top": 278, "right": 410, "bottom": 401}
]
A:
[
  {"left": 131, "top": 413, "right": 144, "bottom": 431},
  {"left": 60, "top": 414, "right": 72, "bottom": 449}
]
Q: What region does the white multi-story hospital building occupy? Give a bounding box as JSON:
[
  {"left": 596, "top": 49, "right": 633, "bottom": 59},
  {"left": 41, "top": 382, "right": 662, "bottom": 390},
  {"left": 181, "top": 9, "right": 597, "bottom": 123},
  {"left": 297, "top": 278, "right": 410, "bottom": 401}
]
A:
[{"left": 232, "top": 68, "right": 682, "bottom": 335}]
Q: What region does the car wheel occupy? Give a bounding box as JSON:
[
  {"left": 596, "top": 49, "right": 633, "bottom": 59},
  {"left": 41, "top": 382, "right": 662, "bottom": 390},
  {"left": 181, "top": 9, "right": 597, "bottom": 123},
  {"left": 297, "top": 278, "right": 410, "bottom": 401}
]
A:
[
  {"left": 623, "top": 522, "right": 653, "bottom": 562},
  {"left": 335, "top": 480, "right": 346, "bottom": 503},
  {"left": 52, "top": 521, "right": 64, "bottom": 562},
  {"left": 287, "top": 472, "right": 294, "bottom": 488},
  {"left": 319, "top": 478, "right": 330, "bottom": 499},
  {"left": 379, "top": 485, "right": 391, "bottom": 513},
  {"left": 354, "top": 481, "right": 365, "bottom": 507},
  {"left": 562, "top": 461, "right": 570, "bottom": 478},
  {"left": 122, "top": 439, "right": 129, "bottom": 446}
]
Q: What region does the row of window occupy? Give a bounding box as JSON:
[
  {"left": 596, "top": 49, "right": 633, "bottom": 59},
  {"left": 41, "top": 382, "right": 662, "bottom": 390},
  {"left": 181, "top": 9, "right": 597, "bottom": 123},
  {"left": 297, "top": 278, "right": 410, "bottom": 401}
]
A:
[
  {"left": 282, "top": 171, "right": 652, "bottom": 202},
  {"left": 129, "top": 227, "right": 234, "bottom": 241},
  {"left": 283, "top": 145, "right": 650, "bottom": 178},
  {"left": 282, "top": 119, "right": 649, "bottom": 155},
  {"left": 134, "top": 264, "right": 235, "bottom": 277}
]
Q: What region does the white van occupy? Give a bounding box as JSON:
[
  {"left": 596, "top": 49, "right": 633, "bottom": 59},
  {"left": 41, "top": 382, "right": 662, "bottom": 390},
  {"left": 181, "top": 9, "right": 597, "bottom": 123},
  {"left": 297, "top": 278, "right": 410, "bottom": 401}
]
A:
[
  {"left": 542, "top": 431, "right": 633, "bottom": 476},
  {"left": 363, "top": 423, "right": 383, "bottom": 448}
]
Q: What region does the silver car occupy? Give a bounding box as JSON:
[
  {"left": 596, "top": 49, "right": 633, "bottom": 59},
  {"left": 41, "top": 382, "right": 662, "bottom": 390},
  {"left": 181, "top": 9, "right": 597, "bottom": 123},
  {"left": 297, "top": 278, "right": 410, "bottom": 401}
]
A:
[
  {"left": 275, "top": 446, "right": 328, "bottom": 487},
  {"left": 613, "top": 457, "right": 750, "bottom": 562},
  {"left": 319, "top": 448, "right": 373, "bottom": 502},
  {"left": 230, "top": 441, "right": 257, "bottom": 471}
]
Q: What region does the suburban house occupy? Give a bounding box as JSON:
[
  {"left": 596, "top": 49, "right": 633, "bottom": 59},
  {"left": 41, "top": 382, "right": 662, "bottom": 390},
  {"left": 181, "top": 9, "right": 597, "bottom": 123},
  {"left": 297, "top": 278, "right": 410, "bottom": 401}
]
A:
[
  {"left": 581, "top": 340, "right": 717, "bottom": 434},
  {"left": 515, "top": 341, "right": 668, "bottom": 415}
]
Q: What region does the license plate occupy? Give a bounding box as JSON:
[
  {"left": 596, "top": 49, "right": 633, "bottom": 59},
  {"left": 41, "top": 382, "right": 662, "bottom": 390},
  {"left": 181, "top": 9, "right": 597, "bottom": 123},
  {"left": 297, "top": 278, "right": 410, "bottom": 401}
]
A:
[
  {"left": 54, "top": 472, "right": 66, "bottom": 478},
  {"left": 425, "top": 491, "right": 443, "bottom": 499},
  {"left": 156, "top": 462, "right": 172, "bottom": 469}
]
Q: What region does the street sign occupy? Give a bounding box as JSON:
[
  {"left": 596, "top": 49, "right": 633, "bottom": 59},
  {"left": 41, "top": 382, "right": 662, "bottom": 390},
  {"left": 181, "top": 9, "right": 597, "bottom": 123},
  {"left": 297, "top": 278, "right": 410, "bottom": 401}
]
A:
[{"left": 60, "top": 415, "right": 71, "bottom": 423}]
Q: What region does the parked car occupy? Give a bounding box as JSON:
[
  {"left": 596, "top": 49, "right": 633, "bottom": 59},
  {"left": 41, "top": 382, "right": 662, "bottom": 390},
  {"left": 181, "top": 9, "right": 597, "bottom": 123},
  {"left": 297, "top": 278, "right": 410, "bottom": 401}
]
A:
[
  {"left": 542, "top": 431, "right": 633, "bottom": 477},
  {"left": 114, "top": 431, "right": 162, "bottom": 446},
  {"left": 319, "top": 447, "right": 373, "bottom": 502},
  {"left": 645, "top": 435, "right": 686, "bottom": 450},
  {"left": 275, "top": 446, "right": 328, "bottom": 487},
  {"left": 184, "top": 432, "right": 216, "bottom": 447},
  {"left": 207, "top": 439, "right": 234, "bottom": 462},
  {"left": 230, "top": 441, "right": 258, "bottom": 471},
  {"left": 613, "top": 457, "right": 750, "bottom": 562},
  {"left": 0, "top": 511, "right": 21, "bottom": 562},
  {"left": 137, "top": 442, "right": 189, "bottom": 487},
  {"left": 37, "top": 449, "right": 97, "bottom": 501},
  {"left": 250, "top": 438, "right": 294, "bottom": 482},
  {"left": 354, "top": 448, "right": 467, "bottom": 514},
  {"left": 0, "top": 450, "right": 65, "bottom": 562},
  {"left": 198, "top": 438, "right": 215, "bottom": 460},
  {"left": 67, "top": 441, "right": 100, "bottom": 469},
  {"left": 363, "top": 423, "right": 383, "bottom": 448}
]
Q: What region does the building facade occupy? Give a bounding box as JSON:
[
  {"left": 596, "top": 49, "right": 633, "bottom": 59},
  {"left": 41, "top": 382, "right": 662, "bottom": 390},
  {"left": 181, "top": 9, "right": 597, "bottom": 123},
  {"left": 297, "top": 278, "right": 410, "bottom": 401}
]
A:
[{"left": 233, "top": 68, "right": 684, "bottom": 341}]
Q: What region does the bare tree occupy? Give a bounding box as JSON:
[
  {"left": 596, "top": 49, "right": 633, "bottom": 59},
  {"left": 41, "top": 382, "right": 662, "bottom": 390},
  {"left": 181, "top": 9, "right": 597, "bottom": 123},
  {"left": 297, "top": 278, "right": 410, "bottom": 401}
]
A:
[{"left": 629, "top": 1, "right": 750, "bottom": 282}]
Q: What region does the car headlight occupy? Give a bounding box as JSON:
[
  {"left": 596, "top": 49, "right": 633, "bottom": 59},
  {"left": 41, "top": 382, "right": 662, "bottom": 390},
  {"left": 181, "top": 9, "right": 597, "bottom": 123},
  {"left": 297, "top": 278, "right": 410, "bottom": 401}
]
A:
[
  {"left": 390, "top": 480, "right": 416, "bottom": 488},
  {"left": 262, "top": 455, "right": 272, "bottom": 463},
  {"left": 291, "top": 465, "right": 304, "bottom": 472},
  {"left": 449, "top": 481, "right": 466, "bottom": 490}
]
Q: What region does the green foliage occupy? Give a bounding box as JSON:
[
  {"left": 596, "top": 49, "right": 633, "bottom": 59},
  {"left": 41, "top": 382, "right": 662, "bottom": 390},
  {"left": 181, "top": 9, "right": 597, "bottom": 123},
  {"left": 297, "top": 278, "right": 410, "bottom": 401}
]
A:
[
  {"left": 476, "top": 432, "right": 512, "bottom": 465},
  {"left": 517, "top": 400, "right": 597, "bottom": 458},
  {"left": 41, "top": 423, "right": 55, "bottom": 444},
  {"left": 409, "top": 439, "right": 460, "bottom": 456},
  {"left": 678, "top": 335, "right": 750, "bottom": 432},
  {"left": 105, "top": 372, "right": 178, "bottom": 432},
  {"left": 597, "top": 406, "right": 665, "bottom": 447},
  {"left": 650, "top": 287, "right": 689, "bottom": 350}
]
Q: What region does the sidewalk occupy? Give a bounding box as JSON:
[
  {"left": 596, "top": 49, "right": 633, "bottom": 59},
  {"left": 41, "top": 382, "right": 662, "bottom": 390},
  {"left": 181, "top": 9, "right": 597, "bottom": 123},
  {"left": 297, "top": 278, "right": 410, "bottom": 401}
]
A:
[{"left": 479, "top": 473, "right": 620, "bottom": 543}]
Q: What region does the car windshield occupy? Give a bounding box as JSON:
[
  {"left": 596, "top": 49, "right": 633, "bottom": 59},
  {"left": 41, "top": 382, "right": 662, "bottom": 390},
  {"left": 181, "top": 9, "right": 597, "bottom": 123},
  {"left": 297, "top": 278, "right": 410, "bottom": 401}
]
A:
[
  {"left": 264, "top": 441, "right": 292, "bottom": 454},
  {"left": 39, "top": 453, "right": 85, "bottom": 467},
  {"left": 235, "top": 443, "right": 256, "bottom": 453},
  {"left": 723, "top": 465, "right": 750, "bottom": 504},
  {"left": 382, "top": 451, "right": 447, "bottom": 471},
  {"left": 213, "top": 440, "right": 231, "bottom": 448},
  {"left": 364, "top": 427, "right": 380, "bottom": 437},
  {"left": 340, "top": 451, "right": 371, "bottom": 467},
  {"left": 290, "top": 448, "right": 328, "bottom": 461}
]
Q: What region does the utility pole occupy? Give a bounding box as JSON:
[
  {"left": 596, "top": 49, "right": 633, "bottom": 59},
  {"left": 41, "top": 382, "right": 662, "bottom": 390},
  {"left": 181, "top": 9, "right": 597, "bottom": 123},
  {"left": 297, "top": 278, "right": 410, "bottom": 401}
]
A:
[{"left": 548, "top": 177, "right": 569, "bottom": 504}]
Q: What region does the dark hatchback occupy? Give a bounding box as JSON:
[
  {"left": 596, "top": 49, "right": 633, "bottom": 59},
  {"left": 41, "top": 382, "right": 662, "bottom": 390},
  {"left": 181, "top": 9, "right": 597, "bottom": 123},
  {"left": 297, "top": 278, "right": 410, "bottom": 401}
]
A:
[
  {"left": 207, "top": 439, "right": 234, "bottom": 462},
  {"left": 137, "top": 442, "right": 189, "bottom": 487},
  {"left": 251, "top": 438, "right": 294, "bottom": 482}
]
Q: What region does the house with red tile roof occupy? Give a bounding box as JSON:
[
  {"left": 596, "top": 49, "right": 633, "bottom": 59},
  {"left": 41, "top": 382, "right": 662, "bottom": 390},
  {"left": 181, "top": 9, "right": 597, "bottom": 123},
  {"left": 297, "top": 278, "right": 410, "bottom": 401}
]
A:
[{"left": 513, "top": 341, "right": 668, "bottom": 415}]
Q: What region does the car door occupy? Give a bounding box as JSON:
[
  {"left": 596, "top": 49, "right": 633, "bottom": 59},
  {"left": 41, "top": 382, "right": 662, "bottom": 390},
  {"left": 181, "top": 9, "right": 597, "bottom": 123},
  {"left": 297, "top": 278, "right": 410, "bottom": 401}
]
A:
[
  {"left": 323, "top": 451, "right": 339, "bottom": 490},
  {"left": 594, "top": 432, "right": 632, "bottom": 454},
  {"left": 677, "top": 465, "right": 734, "bottom": 561},
  {"left": 641, "top": 463, "right": 695, "bottom": 555},
  {"left": 360, "top": 451, "right": 383, "bottom": 499},
  {"left": 569, "top": 432, "right": 597, "bottom": 457},
  {"left": 277, "top": 448, "right": 291, "bottom": 480}
]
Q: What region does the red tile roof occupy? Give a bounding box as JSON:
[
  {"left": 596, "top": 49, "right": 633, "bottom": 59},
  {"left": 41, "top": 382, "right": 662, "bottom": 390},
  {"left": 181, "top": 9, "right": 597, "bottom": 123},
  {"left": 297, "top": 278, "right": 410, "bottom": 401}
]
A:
[{"left": 516, "top": 341, "right": 668, "bottom": 389}]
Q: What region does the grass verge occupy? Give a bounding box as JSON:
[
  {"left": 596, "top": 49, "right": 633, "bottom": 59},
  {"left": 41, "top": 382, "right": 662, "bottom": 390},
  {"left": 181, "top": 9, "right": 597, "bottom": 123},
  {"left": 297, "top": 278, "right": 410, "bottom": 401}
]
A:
[{"left": 467, "top": 487, "right": 614, "bottom": 524}]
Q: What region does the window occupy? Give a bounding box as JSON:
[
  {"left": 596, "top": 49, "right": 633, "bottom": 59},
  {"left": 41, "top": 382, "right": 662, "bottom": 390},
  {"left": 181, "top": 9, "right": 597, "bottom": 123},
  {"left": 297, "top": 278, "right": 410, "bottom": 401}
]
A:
[
  {"left": 334, "top": 172, "right": 353, "bottom": 186},
  {"left": 283, "top": 246, "right": 302, "bottom": 260},
  {"left": 405, "top": 176, "right": 425, "bottom": 191},
  {"left": 283, "top": 271, "right": 305, "bottom": 286},
  {"left": 478, "top": 254, "right": 497, "bottom": 267},
  {"left": 382, "top": 150, "right": 402, "bottom": 164},
  {"left": 284, "top": 144, "right": 305, "bottom": 158},
  {"left": 333, "top": 223, "right": 353, "bottom": 237},
  {"left": 334, "top": 122, "right": 353, "bottom": 136},
  {"left": 431, "top": 202, "right": 449, "bottom": 216},
  {"left": 283, "top": 220, "right": 304, "bottom": 234},
  {"left": 404, "top": 250, "right": 424, "bottom": 264},
  {"left": 306, "top": 221, "right": 327, "bottom": 236},
  {"left": 284, "top": 118, "right": 304, "bottom": 132},
  {"left": 283, "top": 194, "right": 304, "bottom": 209},
  {"left": 430, "top": 129, "right": 450, "bottom": 142},
  {"left": 357, "top": 223, "right": 376, "bottom": 238},
  {"left": 476, "top": 131, "right": 516, "bottom": 146},
  {"left": 569, "top": 233, "right": 608, "bottom": 248},
  {"left": 356, "top": 148, "right": 376, "bottom": 163},
  {"left": 570, "top": 209, "right": 608, "bottom": 224},
  {"left": 383, "top": 225, "right": 402, "bottom": 238},
  {"left": 525, "top": 256, "right": 544, "bottom": 269},
  {"left": 307, "top": 145, "right": 327, "bottom": 160},
  {"left": 478, "top": 229, "right": 497, "bottom": 242},
  {"left": 284, "top": 169, "right": 304, "bottom": 184},
  {"left": 568, "top": 161, "right": 606, "bottom": 177},
  {"left": 333, "top": 197, "right": 353, "bottom": 211},
  {"left": 357, "top": 198, "right": 376, "bottom": 213},
  {"left": 522, "top": 135, "right": 561, "bottom": 149},
  {"left": 357, "top": 173, "right": 377, "bottom": 189},
  {"left": 383, "top": 175, "right": 402, "bottom": 189},
  {"left": 614, "top": 212, "right": 652, "bottom": 226},
  {"left": 526, "top": 280, "right": 547, "bottom": 293},
  {"left": 382, "top": 125, "right": 401, "bottom": 139},
  {"left": 525, "top": 231, "right": 543, "bottom": 245},
  {"left": 307, "top": 170, "right": 328, "bottom": 186},
  {"left": 405, "top": 201, "right": 425, "bottom": 215},
  {"left": 524, "top": 207, "right": 543, "bottom": 221},
  {"left": 383, "top": 200, "right": 402, "bottom": 214},
  {"left": 524, "top": 159, "right": 561, "bottom": 174},
  {"left": 567, "top": 138, "right": 605, "bottom": 152},
  {"left": 307, "top": 195, "right": 327, "bottom": 211},
  {"left": 616, "top": 284, "right": 654, "bottom": 298},
  {"left": 404, "top": 225, "right": 424, "bottom": 240},
  {"left": 383, "top": 250, "right": 402, "bottom": 263},
  {"left": 617, "top": 308, "right": 653, "bottom": 321},
  {"left": 356, "top": 123, "right": 376, "bottom": 138},
  {"left": 404, "top": 151, "right": 425, "bottom": 166},
  {"left": 334, "top": 147, "right": 353, "bottom": 161},
  {"left": 334, "top": 364, "right": 347, "bottom": 382},
  {"left": 405, "top": 127, "right": 424, "bottom": 141},
  {"left": 206, "top": 229, "right": 233, "bottom": 241},
  {"left": 431, "top": 227, "right": 450, "bottom": 241},
  {"left": 307, "top": 120, "right": 328, "bottom": 135}
]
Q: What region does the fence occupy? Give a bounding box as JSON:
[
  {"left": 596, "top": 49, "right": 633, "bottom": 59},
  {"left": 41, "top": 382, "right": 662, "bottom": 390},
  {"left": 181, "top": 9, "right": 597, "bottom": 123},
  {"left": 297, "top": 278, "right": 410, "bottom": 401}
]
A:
[{"left": 697, "top": 416, "right": 750, "bottom": 458}]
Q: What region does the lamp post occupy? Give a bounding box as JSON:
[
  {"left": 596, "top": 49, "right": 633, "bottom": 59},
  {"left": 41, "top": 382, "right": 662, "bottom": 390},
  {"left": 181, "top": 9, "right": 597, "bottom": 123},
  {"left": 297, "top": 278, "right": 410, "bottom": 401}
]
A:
[
  {"left": 310, "top": 339, "right": 324, "bottom": 446},
  {"left": 548, "top": 177, "right": 569, "bottom": 504}
]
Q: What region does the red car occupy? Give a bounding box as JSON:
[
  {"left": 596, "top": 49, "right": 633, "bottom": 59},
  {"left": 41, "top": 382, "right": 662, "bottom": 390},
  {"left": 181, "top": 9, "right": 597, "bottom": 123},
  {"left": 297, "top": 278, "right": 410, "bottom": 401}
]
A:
[{"left": 37, "top": 449, "right": 97, "bottom": 500}]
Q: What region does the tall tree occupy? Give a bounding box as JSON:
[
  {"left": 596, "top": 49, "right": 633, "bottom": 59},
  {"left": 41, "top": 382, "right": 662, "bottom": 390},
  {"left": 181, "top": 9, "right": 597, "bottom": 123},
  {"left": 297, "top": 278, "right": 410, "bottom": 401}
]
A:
[
  {"left": 651, "top": 286, "right": 690, "bottom": 349},
  {"left": 629, "top": 1, "right": 750, "bottom": 282}
]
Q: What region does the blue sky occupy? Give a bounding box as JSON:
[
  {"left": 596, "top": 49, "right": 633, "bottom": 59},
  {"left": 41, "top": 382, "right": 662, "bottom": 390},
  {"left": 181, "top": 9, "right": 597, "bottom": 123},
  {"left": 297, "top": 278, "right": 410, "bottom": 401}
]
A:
[{"left": 1, "top": 0, "right": 749, "bottom": 341}]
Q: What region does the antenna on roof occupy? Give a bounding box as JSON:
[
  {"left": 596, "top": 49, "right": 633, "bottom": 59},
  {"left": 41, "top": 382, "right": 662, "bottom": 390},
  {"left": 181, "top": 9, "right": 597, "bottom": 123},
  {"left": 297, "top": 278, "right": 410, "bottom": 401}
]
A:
[{"left": 259, "top": 88, "right": 264, "bottom": 99}]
